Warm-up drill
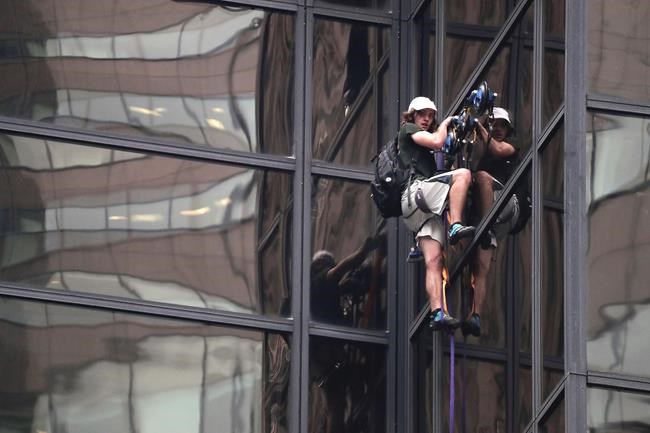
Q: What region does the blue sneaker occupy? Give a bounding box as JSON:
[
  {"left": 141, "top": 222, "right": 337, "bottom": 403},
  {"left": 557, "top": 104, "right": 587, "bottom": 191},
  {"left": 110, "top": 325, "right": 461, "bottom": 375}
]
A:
[
  {"left": 429, "top": 308, "right": 461, "bottom": 331},
  {"left": 448, "top": 222, "right": 476, "bottom": 245}
]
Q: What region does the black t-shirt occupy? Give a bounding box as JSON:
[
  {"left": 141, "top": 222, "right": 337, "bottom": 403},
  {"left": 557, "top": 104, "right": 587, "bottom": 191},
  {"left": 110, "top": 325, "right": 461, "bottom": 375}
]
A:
[
  {"left": 474, "top": 137, "right": 520, "bottom": 184},
  {"left": 398, "top": 122, "right": 443, "bottom": 185}
]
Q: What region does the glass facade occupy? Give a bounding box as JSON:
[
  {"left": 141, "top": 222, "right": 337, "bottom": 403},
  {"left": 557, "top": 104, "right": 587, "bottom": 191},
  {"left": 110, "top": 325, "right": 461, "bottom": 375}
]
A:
[{"left": 0, "top": 0, "right": 647, "bottom": 432}]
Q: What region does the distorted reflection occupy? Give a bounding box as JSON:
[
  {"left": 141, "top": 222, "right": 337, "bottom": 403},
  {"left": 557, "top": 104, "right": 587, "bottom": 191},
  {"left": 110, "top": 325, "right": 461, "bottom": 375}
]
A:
[
  {"left": 0, "top": 134, "right": 292, "bottom": 317},
  {"left": 442, "top": 357, "right": 506, "bottom": 433},
  {"left": 309, "top": 337, "right": 386, "bottom": 433},
  {"left": 588, "top": 388, "right": 650, "bottom": 431},
  {"left": 312, "top": 18, "right": 390, "bottom": 168},
  {"left": 0, "top": 1, "right": 294, "bottom": 154},
  {"left": 587, "top": 113, "right": 650, "bottom": 378},
  {"left": 0, "top": 297, "right": 290, "bottom": 433},
  {"left": 589, "top": 0, "right": 650, "bottom": 103},
  {"left": 311, "top": 177, "right": 387, "bottom": 329}
]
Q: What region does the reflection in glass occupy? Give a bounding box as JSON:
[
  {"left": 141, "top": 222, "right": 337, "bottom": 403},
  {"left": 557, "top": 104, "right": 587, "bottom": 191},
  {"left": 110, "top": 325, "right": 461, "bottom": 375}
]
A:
[
  {"left": 0, "top": 297, "right": 291, "bottom": 433},
  {"left": 0, "top": 2, "right": 294, "bottom": 154},
  {"left": 541, "top": 125, "right": 564, "bottom": 400},
  {"left": 311, "top": 177, "right": 387, "bottom": 329},
  {"left": 446, "top": 0, "right": 507, "bottom": 26},
  {"left": 588, "top": 1, "right": 650, "bottom": 103},
  {"left": 0, "top": 135, "right": 292, "bottom": 317},
  {"left": 539, "top": 397, "right": 565, "bottom": 433},
  {"left": 543, "top": 0, "right": 565, "bottom": 126},
  {"left": 518, "top": 367, "right": 533, "bottom": 431},
  {"left": 442, "top": 357, "right": 506, "bottom": 433},
  {"left": 586, "top": 113, "right": 650, "bottom": 378},
  {"left": 314, "top": 0, "right": 390, "bottom": 12},
  {"left": 312, "top": 18, "right": 390, "bottom": 168},
  {"left": 309, "top": 337, "right": 386, "bottom": 433},
  {"left": 415, "top": 1, "right": 436, "bottom": 98},
  {"left": 588, "top": 388, "right": 650, "bottom": 432}
]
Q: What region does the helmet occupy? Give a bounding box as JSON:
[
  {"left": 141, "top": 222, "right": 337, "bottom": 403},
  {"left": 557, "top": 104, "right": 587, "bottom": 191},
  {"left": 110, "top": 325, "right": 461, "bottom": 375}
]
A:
[{"left": 408, "top": 96, "right": 437, "bottom": 113}]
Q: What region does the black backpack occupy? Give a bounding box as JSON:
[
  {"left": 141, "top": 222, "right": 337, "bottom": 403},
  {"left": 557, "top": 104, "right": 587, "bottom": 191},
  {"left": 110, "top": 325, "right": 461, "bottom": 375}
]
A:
[{"left": 370, "top": 135, "right": 414, "bottom": 218}]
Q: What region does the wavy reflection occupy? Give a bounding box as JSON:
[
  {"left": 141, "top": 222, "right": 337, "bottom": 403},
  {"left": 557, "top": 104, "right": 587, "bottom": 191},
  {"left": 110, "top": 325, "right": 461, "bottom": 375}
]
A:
[
  {"left": 0, "top": 1, "right": 294, "bottom": 154},
  {"left": 0, "top": 134, "right": 292, "bottom": 317},
  {"left": 0, "top": 297, "right": 290, "bottom": 433}
]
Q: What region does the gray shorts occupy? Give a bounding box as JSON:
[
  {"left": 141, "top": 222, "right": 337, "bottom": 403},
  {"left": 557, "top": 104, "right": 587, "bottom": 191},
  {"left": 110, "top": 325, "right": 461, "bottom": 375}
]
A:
[{"left": 401, "top": 174, "right": 452, "bottom": 245}]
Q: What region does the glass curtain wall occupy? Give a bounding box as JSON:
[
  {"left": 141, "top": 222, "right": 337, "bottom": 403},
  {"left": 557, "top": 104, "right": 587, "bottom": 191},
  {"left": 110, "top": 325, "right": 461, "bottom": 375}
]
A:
[{"left": 586, "top": 1, "right": 650, "bottom": 431}]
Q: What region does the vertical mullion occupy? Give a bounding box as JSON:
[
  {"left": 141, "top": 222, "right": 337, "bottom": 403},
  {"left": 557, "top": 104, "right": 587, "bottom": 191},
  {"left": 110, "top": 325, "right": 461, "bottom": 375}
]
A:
[
  {"left": 297, "top": 8, "right": 313, "bottom": 433},
  {"left": 564, "top": 0, "right": 588, "bottom": 431},
  {"left": 386, "top": 10, "right": 401, "bottom": 433},
  {"left": 532, "top": 0, "right": 544, "bottom": 430},
  {"left": 431, "top": 3, "right": 446, "bottom": 433}
]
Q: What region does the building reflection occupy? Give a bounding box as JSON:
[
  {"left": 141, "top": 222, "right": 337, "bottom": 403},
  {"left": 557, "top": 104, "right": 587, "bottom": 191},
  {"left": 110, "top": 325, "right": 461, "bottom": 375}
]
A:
[
  {"left": 0, "top": 1, "right": 295, "bottom": 155},
  {"left": 0, "top": 297, "right": 290, "bottom": 433},
  {"left": 0, "top": 135, "right": 292, "bottom": 317}
]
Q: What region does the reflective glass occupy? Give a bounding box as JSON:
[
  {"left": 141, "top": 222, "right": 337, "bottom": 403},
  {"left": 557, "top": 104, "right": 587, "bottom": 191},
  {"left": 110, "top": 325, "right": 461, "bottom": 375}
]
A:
[
  {"left": 0, "top": 134, "right": 293, "bottom": 317},
  {"left": 413, "top": 330, "right": 434, "bottom": 433},
  {"left": 586, "top": 113, "right": 650, "bottom": 378},
  {"left": 0, "top": 2, "right": 294, "bottom": 155},
  {"left": 312, "top": 18, "right": 391, "bottom": 168},
  {"left": 310, "top": 177, "right": 387, "bottom": 329},
  {"left": 588, "top": 388, "right": 650, "bottom": 432},
  {"left": 518, "top": 367, "right": 532, "bottom": 432},
  {"left": 543, "top": 0, "right": 565, "bottom": 126},
  {"left": 0, "top": 297, "right": 291, "bottom": 433},
  {"left": 541, "top": 126, "right": 564, "bottom": 400},
  {"left": 539, "top": 397, "right": 565, "bottom": 433},
  {"left": 314, "top": 0, "right": 390, "bottom": 12},
  {"left": 309, "top": 337, "right": 386, "bottom": 433},
  {"left": 415, "top": 1, "right": 436, "bottom": 100},
  {"left": 446, "top": 0, "right": 507, "bottom": 26},
  {"left": 442, "top": 357, "right": 506, "bottom": 433},
  {"left": 588, "top": 1, "right": 650, "bottom": 103}
]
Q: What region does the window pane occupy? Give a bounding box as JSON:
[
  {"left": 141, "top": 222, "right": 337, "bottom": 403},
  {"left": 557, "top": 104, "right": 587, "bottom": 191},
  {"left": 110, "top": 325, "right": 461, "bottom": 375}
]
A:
[
  {"left": 0, "top": 2, "right": 294, "bottom": 155},
  {"left": 309, "top": 337, "right": 386, "bottom": 433},
  {"left": 586, "top": 113, "right": 650, "bottom": 378},
  {"left": 312, "top": 18, "right": 390, "bottom": 168},
  {"left": 311, "top": 177, "right": 387, "bottom": 329},
  {"left": 539, "top": 397, "right": 565, "bottom": 433},
  {"left": 442, "top": 357, "right": 506, "bottom": 433},
  {"left": 0, "top": 134, "right": 293, "bottom": 317},
  {"left": 314, "top": 0, "right": 390, "bottom": 12},
  {"left": 543, "top": 0, "right": 565, "bottom": 126},
  {"left": 446, "top": 0, "right": 508, "bottom": 26},
  {"left": 0, "top": 297, "right": 290, "bottom": 433},
  {"left": 588, "top": 388, "right": 650, "bottom": 431},
  {"left": 588, "top": 1, "right": 650, "bottom": 103},
  {"left": 541, "top": 125, "right": 564, "bottom": 400}
]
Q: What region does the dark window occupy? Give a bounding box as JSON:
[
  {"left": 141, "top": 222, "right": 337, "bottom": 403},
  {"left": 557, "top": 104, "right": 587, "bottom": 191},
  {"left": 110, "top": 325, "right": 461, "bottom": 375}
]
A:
[
  {"left": 0, "top": 2, "right": 295, "bottom": 155},
  {"left": 308, "top": 336, "right": 386, "bottom": 433},
  {"left": 586, "top": 112, "right": 650, "bottom": 378},
  {"left": 542, "top": 125, "right": 565, "bottom": 400},
  {"left": 310, "top": 177, "right": 387, "bottom": 329},
  {"left": 0, "top": 297, "right": 291, "bottom": 433},
  {"left": 312, "top": 17, "right": 391, "bottom": 168},
  {"left": 0, "top": 134, "right": 293, "bottom": 317}
]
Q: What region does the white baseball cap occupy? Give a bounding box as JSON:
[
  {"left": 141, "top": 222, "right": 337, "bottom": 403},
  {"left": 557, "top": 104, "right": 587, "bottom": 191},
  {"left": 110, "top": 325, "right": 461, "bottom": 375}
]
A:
[
  {"left": 493, "top": 107, "right": 512, "bottom": 126},
  {"left": 408, "top": 96, "right": 437, "bottom": 113}
]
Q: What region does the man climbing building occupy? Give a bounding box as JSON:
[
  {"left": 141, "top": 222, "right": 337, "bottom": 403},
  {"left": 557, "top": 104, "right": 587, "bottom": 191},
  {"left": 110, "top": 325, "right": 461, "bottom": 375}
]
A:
[{"left": 399, "top": 96, "right": 476, "bottom": 331}]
